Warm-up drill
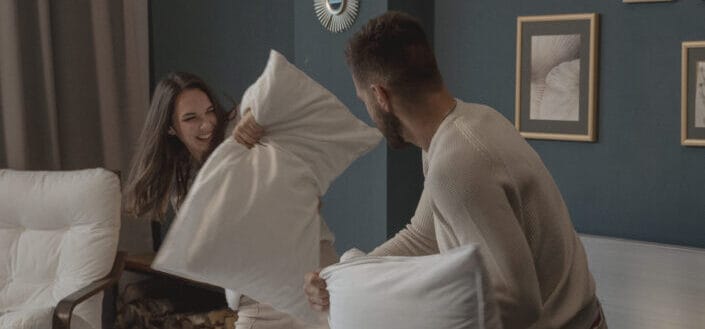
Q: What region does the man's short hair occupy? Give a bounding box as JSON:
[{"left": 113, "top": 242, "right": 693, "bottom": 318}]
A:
[{"left": 345, "top": 11, "right": 443, "bottom": 99}]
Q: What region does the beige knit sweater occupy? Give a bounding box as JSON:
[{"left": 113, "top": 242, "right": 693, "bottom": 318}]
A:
[{"left": 371, "top": 101, "right": 598, "bottom": 329}]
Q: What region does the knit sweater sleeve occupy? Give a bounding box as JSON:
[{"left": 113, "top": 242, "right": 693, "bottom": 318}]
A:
[
  {"left": 369, "top": 187, "right": 439, "bottom": 257},
  {"left": 428, "top": 139, "right": 541, "bottom": 329}
]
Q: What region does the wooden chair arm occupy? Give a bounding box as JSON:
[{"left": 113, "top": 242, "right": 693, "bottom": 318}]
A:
[
  {"left": 52, "top": 251, "right": 126, "bottom": 329},
  {"left": 124, "top": 252, "right": 224, "bottom": 292}
]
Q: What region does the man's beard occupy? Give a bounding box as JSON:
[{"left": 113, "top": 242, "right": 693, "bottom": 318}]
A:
[{"left": 376, "top": 105, "right": 411, "bottom": 150}]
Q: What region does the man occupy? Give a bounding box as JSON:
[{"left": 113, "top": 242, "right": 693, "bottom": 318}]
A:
[{"left": 298, "top": 11, "right": 606, "bottom": 329}]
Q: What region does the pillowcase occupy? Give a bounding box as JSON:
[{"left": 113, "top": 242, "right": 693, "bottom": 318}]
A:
[
  {"left": 320, "top": 245, "right": 502, "bottom": 329},
  {"left": 152, "top": 50, "right": 382, "bottom": 324}
]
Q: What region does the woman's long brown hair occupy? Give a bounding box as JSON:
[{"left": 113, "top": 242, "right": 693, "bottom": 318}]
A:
[{"left": 123, "top": 72, "right": 227, "bottom": 221}]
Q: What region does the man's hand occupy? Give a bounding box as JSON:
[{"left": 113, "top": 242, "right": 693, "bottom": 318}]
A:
[
  {"left": 303, "top": 271, "right": 330, "bottom": 312},
  {"left": 233, "top": 108, "right": 264, "bottom": 149}
]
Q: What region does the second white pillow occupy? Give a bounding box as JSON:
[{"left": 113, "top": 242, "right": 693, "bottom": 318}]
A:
[{"left": 320, "top": 245, "right": 502, "bottom": 329}]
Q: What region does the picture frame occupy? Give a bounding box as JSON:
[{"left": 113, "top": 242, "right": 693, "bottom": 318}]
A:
[
  {"left": 681, "top": 41, "right": 705, "bottom": 147},
  {"left": 622, "top": 0, "right": 672, "bottom": 3},
  {"left": 515, "top": 13, "right": 599, "bottom": 142}
]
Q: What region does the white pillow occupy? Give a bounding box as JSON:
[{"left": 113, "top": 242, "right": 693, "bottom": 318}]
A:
[
  {"left": 320, "top": 245, "right": 502, "bottom": 329},
  {"left": 152, "top": 50, "right": 382, "bottom": 324}
]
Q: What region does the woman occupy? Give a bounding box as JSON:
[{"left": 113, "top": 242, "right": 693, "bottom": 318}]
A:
[
  {"left": 124, "top": 72, "right": 336, "bottom": 329},
  {"left": 124, "top": 72, "right": 228, "bottom": 220}
]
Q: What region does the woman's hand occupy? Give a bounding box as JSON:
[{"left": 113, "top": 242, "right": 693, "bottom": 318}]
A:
[{"left": 233, "top": 108, "right": 264, "bottom": 149}]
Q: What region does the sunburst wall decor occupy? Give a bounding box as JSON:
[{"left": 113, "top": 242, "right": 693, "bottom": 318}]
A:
[{"left": 314, "top": 0, "right": 360, "bottom": 33}]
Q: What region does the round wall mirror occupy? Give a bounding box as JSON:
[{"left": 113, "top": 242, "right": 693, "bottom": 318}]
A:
[
  {"left": 314, "top": 0, "right": 359, "bottom": 33},
  {"left": 327, "top": 0, "right": 344, "bottom": 15}
]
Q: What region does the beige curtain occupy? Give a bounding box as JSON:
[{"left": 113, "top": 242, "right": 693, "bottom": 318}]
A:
[{"left": 0, "top": 0, "right": 152, "bottom": 253}]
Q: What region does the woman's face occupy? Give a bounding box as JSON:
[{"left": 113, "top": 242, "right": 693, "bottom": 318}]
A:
[{"left": 170, "top": 88, "right": 218, "bottom": 162}]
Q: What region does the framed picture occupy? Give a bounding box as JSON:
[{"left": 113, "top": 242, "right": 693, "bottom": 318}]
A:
[
  {"left": 681, "top": 41, "right": 705, "bottom": 147},
  {"left": 622, "top": 0, "right": 672, "bottom": 3},
  {"left": 515, "top": 13, "right": 599, "bottom": 142}
]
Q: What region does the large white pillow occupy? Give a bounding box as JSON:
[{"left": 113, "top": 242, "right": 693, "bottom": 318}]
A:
[
  {"left": 320, "top": 245, "right": 502, "bottom": 329},
  {"left": 152, "top": 50, "right": 382, "bottom": 324}
]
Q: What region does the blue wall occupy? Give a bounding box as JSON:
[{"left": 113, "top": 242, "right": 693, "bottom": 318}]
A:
[
  {"left": 151, "top": 0, "right": 391, "bottom": 253},
  {"left": 435, "top": 0, "right": 705, "bottom": 248},
  {"left": 293, "top": 1, "right": 435, "bottom": 253},
  {"left": 385, "top": 1, "right": 433, "bottom": 239},
  {"left": 294, "top": 1, "right": 389, "bottom": 253},
  {"left": 150, "top": 1, "right": 294, "bottom": 103},
  {"left": 151, "top": 1, "right": 705, "bottom": 251}
]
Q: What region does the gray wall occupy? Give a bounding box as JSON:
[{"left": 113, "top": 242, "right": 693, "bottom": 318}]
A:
[{"left": 435, "top": 1, "right": 705, "bottom": 248}]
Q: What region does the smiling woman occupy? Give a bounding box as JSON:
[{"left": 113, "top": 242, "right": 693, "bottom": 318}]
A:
[
  {"left": 123, "top": 72, "right": 228, "bottom": 221},
  {"left": 168, "top": 89, "right": 219, "bottom": 163},
  {"left": 118, "top": 72, "right": 233, "bottom": 328}
]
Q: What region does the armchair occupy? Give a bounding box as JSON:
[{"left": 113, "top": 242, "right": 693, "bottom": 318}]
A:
[{"left": 0, "top": 168, "right": 123, "bottom": 329}]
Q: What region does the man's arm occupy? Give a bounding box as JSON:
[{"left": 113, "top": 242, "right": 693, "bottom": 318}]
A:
[
  {"left": 429, "top": 152, "right": 541, "bottom": 329},
  {"left": 369, "top": 187, "right": 438, "bottom": 257}
]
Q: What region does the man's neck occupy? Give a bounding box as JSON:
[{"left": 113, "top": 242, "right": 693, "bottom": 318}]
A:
[{"left": 397, "top": 90, "right": 456, "bottom": 151}]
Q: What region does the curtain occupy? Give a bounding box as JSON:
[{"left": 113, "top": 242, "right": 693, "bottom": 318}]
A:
[{"left": 0, "top": 0, "right": 152, "bottom": 253}]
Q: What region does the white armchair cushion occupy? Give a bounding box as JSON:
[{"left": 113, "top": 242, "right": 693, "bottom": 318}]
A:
[
  {"left": 0, "top": 169, "right": 121, "bottom": 329},
  {"left": 320, "top": 245, "right": 502, "bottom": 329},
  {"left": 0, "top": 308, "right": 91, "bottom": 329},
  {"left": 153, "top": 50, "right": 381, "bottom": 324}
]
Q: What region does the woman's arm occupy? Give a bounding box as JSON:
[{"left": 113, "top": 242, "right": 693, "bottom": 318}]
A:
[{"left": 232, "top": 108, "right": 264, "bottom": 149}]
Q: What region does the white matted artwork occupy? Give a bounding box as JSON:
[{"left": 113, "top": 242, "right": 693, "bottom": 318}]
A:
[
  {"left": 681, "top": 41, "right": 705, "bottom": 146},
  {"left": 530, "top": 34, "right": 581, "bottom": 121},
  {"left": 696, "top": 61, "right": 705, "bottom": 128},
  {"left": 622, "top": 0, "right": 672, "bottom": 3}
]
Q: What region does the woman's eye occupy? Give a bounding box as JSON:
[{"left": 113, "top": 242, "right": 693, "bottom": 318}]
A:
[{"left": 183, "top": 117, "right": 194, "bottom": 121}]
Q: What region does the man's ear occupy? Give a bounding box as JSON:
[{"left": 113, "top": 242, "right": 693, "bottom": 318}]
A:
[
  {"left": 370, "top": 84, "right": 391, "bottom": 114},
  {"left": 168, "top": 126, "right": 177, "bottom": 136}
]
